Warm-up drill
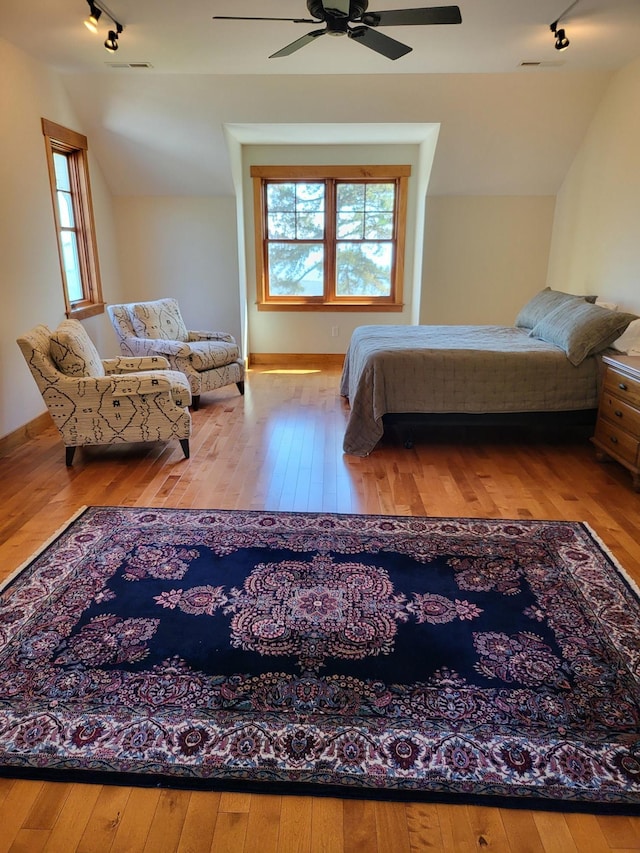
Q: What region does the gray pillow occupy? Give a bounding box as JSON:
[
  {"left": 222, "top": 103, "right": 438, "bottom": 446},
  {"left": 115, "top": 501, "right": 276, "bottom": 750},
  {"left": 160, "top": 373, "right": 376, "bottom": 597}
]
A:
[
  {"left": 515, "top": 288, "right": 593, "bottom": 330},
  {"left": 529, "top": 302, "right": 637, "bottom": 366}
]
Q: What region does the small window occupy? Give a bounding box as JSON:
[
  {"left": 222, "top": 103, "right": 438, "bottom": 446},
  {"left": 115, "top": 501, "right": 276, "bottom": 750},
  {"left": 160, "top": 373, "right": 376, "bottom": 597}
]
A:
[
  {"left": 251, "top": 165, "right": 410, "bottom": 311},
  {"left": 42, "top": 119, "right": 104, "bottom": 319}
]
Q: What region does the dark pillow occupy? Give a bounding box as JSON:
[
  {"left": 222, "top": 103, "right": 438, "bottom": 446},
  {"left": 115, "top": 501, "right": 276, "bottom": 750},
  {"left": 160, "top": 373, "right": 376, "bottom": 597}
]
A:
[
  {"left": 529, "top": 302, "right": 638, "bottom": 366},
  {"left": 515, "top": 288, "right": 592, "bottom": 329}
]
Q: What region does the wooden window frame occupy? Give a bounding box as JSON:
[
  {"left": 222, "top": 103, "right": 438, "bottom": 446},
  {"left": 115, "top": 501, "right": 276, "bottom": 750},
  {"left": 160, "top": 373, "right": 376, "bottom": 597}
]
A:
[
  {"left": 42, "top": 118, "right": 104, "bottom": 320},
  {"left": 251, "top": 165, "right": 410, "bottom": 312}
]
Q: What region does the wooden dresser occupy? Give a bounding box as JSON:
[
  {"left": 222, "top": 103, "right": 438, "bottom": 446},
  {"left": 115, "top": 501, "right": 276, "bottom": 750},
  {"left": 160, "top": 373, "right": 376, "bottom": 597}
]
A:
[{"left": 592, "top": 354, "right": 640, "bottom": 490}]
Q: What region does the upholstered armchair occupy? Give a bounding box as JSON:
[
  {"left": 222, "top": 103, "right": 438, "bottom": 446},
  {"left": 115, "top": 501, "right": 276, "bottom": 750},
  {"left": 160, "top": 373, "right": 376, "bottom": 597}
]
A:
[
  {"left": 17, "top": 320, "right": 192, "bottom": 466},
  {"left": 107, "top": 299, "right": 244, "bottom": 410}
]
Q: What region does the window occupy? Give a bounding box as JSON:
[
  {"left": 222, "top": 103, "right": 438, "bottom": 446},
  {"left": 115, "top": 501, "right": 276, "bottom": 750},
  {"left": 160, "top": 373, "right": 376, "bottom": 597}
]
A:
[
  {"left": 251, "top": 165, "right": 410, "bottom": 311},
  {"left": 42, "top": 119, "right": 104, "bottom": 319}
]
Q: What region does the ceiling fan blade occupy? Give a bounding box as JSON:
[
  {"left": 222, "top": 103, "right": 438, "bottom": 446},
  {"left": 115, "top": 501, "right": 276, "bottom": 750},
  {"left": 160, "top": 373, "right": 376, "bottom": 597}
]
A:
[
  {"left": 213, "top": 16, "right": 318, "bottom": 24},
  {"left": 361, "top": 6, "right": 462, "bottom": 27},
  {"left": 321, "top": 0, "right": 351, "bottom": 16},
  {"left": 348, "top": 26, "right": 412, "bottom": 59},
  {"left": 269, "top": 29, "right": 326, "bottom": 58}
]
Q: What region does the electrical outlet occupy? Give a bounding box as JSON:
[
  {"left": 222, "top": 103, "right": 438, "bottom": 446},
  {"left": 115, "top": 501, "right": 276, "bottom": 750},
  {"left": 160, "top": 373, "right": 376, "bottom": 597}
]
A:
[{"left": 331, "top": 326, "right": 339, "bottom": 337}]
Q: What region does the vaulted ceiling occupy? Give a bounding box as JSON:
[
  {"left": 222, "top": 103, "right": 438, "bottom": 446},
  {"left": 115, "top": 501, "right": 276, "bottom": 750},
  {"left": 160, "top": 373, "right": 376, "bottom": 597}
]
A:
[{"left": 2, "top": 0, "right": 639, "bottom": 196}]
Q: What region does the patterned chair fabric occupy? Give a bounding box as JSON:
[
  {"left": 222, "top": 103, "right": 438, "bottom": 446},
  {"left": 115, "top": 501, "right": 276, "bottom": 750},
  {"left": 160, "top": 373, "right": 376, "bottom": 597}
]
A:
[
  {"left": 17, "top": 320, "right": 192, "bottom": 466},
  {"left": 107, "top": 299, "right": 245, "bottom": 410}
]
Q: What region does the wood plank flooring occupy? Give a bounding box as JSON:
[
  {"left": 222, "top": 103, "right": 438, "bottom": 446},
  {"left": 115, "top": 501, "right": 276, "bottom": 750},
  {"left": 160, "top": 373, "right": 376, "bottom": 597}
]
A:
[{"left": 1, "top": 364, "right": 639, "bottom": 852}]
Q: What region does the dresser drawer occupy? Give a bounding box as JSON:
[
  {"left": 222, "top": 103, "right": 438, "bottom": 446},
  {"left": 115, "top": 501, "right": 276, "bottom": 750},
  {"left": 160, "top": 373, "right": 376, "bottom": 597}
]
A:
[
  {"left": 604, "top": 367, "right": 640, "bottom": 409},
  {"left": 598, "top": 393, "right": 640, "bottom": 437},
  {"left": 594, "top": 420, "right": 640, "bottom": 467}
]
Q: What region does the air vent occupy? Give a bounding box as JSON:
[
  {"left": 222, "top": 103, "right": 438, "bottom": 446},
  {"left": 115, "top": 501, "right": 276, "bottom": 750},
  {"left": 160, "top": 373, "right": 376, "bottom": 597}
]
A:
[
  {"left": 519, "top": 60, "right": 565, "bottom": 68},
  {"left": 106, "top": 62, "right": 154, "bottom": 69}
]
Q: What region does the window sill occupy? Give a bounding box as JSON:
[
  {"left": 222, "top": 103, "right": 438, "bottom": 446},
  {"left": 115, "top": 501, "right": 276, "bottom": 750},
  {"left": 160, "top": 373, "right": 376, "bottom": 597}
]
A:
[{"left": 67, "top": 302, "right": 106, "bottom": 320}]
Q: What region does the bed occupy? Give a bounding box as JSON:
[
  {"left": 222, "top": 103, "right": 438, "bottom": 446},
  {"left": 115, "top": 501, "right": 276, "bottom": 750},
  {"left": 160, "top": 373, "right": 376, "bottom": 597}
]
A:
[{"left": 340, "top": 290, "right": 638, "bottom": 456}]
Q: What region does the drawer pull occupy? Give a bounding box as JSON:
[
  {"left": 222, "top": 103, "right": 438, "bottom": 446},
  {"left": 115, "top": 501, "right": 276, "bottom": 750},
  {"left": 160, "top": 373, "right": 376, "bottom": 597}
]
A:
[
  {"left": 614, "top": 410, "right": 623, "bottom": 418},
  {"left": 609, "top": 436, "right": 619, "bottom": 444},
  {"left": 618, "top": 382, "right": 628, "bottom": 391}
]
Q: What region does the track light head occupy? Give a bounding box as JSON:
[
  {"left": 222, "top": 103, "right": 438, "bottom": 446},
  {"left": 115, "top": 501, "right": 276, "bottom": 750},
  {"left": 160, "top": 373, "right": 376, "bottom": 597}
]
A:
[
  {"left": 549, "top": 1, "right": 578, "bottom": 52},
  {"left": 104, "top": 25, "right": 121, "bottom": 52},
  {"left": 84, "top": 3, "right": 102, "bottom": 34}
]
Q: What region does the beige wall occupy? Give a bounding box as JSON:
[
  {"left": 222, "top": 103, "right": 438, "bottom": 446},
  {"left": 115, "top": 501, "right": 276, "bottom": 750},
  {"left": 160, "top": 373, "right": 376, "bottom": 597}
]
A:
[
  {"left": 112, "top": 196, "right": 241, "bottom": 351},
  {"left": 547, "top": 58, "right": 640, "bottom": 315},
  {"left": 0, "top": 38, "right": 121, "bottom": 437},
  {"left": 422, "top": 196, "right": 556, "bottom": 325}
]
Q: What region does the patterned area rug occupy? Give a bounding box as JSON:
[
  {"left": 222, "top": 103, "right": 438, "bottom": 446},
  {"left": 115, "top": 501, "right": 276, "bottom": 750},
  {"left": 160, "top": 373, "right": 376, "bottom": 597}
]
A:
[{"left": 1, "top": 507, "right": 639, "bottom": 813}]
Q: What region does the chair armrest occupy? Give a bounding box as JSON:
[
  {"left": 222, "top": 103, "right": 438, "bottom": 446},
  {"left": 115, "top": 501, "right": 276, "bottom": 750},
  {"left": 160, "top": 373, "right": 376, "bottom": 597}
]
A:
[
  {"left": 109, "top": 372, "right": 190, "bottom": 400},
  {"left": 110, "top": 374, "right": 176, "bottom": 397},
  {"left": 65, "top": 371, "right": 191, "bottom": 405},
  {"left": 188, "top": 331, "right": 235, "bottom": 344},
  {"left": 102, "top": 356, "right": 170, "bottom": 373}
]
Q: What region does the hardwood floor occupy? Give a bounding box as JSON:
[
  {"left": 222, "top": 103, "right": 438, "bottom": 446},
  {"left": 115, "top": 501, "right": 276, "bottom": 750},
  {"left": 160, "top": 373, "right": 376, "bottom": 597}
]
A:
[{"left": 1, "top": 364, "right": 639, "bottom": 853}]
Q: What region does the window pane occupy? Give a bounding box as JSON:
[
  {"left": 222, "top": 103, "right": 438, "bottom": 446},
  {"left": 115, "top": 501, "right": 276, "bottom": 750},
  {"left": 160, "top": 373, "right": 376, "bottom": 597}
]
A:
[
  {"left": 53, "top": 152, "right": 71, "bottom": 191},
  {"left": 267, "top": 183, "right": 296, "bottom": 212},
  {"left": 296, "top": 183, "right": 324, "bottom": 212},
  {"left": 57, "top": 190, "right": 75, "bottom": 228},
  {"left": 296, "top": 213, "right": 324, "bottom": 240},
  {"left": 268, "top": 212, "right": 296, "bottom": 239},
  {"left": 337, "top": 212, "right": 364, "bottom": 239},
  {"left": 365, "top": 183, "right": 395, "bottom": 212},
  {"left": 337, "top": 183, "right": 364, "bottom": 211},
  {"left": 336, "top": 242, "right": 392, "bottom": 297},
  {"left": 60, "top": 231, "right": 83, "bottom": 302},
  {"left": 267, "top": 243, "right": 324, "bottom": 296},
  {"left": 364, "top": 213, "right": 394, "bottom": 240}
]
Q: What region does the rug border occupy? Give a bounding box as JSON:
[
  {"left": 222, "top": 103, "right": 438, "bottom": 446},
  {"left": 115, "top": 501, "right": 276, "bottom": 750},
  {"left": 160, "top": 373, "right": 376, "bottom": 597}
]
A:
[
  {"left": 13, "top": 504, "right": 638, "bottom": 600},
  {"left": 583, "top": 521, "right": 640, "bottom": 598}
]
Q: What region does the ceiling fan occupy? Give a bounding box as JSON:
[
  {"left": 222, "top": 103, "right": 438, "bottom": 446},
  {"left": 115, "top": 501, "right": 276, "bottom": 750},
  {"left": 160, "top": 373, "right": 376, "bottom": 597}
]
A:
[{"left": 212, "top": 1, "right": 462, "bottom": 60}]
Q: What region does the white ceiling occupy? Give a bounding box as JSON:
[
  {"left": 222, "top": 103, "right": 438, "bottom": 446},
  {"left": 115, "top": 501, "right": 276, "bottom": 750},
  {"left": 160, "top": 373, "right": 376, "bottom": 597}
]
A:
[
  {"left": 2, "top": 1, "right": 639, "bottom": 197},
  {"left": 1, "top": 0, "right": 639, "bottom": 75}
]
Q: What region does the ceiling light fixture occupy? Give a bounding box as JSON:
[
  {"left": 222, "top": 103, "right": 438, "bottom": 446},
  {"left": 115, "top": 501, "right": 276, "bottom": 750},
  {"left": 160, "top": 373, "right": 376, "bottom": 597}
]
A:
[
  {"left": 549, "top": 0, "right": 579, "bottom": 52},
  {"left": 82, "top": 1, "right": 124, "bottom": 52},
  {"left": 104, "top": 24, "right": 123, "bottom": 52},
  {"left": 550, "top": 23, "right": 570, "bottom": 51},
  {"left": 83, "top": 1, "right": 102, "bottom": 33}
]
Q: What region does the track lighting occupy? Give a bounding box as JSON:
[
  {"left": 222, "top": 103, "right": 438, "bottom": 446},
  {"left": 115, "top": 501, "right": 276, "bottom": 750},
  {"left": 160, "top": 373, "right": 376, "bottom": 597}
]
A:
[
  {"left": 82, "top": 1, "right": 124, "bottom": 53},
  {"left": 550, "top": 22, "right": 570, "bottom": 51},
  {"left": 549, "top": 0, "right": 579, "bottom": 52},
  {"left": 555, "top": 28, "right": 570, "bottom": 50},
  {"left": 84, "top": 1, "right": 102, "bottom": 33},
  {"left": 104, "top": 24, "right": 122, "bottom": 52}
]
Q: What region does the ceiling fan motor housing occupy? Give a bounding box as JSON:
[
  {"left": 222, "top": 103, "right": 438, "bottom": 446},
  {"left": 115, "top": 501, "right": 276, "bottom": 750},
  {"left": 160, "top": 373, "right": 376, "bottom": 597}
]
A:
[{"left": 306, "top": 1, "right": 369, "bottom": 22}]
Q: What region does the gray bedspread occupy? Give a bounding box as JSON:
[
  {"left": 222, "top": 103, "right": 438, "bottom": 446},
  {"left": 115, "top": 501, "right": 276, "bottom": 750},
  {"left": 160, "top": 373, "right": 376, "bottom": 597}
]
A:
[{"left": 340, "top": 325, "right": 601, "bottom": 456}]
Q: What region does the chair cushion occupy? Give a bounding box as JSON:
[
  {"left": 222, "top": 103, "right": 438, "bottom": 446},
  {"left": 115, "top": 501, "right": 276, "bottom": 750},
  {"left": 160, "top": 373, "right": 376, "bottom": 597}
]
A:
[
  {"left": 131, "top": 299, "right": 189, "bottom": 342},
  {"left": 50, "top": 320, "right": 105, "bottom": 377},
  {"left": 188, "top": 340, "right": 240, "bottom": 371}
]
